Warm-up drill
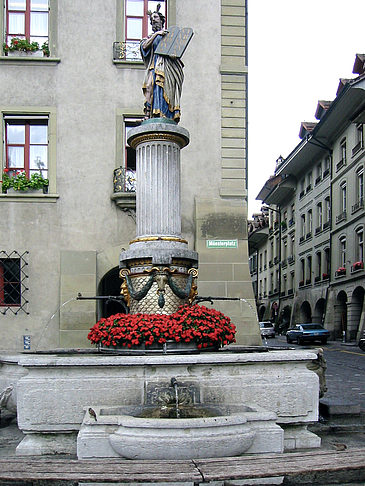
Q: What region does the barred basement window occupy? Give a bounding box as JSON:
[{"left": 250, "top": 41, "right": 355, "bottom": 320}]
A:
[{"left": 0, "top": 250, "right": 29, "bottom": 314}]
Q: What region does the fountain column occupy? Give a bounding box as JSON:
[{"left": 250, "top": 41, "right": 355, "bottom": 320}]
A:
[{"left": 119, "top": 119, "right": 198, "bottom": 314}]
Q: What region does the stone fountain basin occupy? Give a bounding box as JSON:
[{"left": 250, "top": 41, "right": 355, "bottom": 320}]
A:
[{"left": 77, "top": 404, "right": 283, "bottom": 460}]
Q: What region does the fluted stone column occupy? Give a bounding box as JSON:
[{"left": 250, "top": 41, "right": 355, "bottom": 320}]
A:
[{"left": 119, "top": 120, "right": 198, "bottom": 314}]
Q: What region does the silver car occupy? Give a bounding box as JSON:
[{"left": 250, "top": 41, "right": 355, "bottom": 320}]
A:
[{"left": 259, "top": 321, "right": 275, "bottom": 338}]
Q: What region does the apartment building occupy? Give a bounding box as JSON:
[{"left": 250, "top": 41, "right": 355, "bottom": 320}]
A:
[{"left": 250, "top": 54, "right": 365, "bottom": 341}]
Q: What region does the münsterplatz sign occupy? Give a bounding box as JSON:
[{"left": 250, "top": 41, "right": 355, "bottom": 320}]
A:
[{"left": 206, "top": 239, "right": 238, "bottom": 249}]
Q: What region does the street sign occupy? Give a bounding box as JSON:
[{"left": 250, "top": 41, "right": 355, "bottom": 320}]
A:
[{"left": 206, "top": 239, "right": 238, "bottom": 249}]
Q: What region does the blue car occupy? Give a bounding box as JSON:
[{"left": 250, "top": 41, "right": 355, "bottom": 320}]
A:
[{"left": 286, "top": 323, "right": 330, "bottom": 345}]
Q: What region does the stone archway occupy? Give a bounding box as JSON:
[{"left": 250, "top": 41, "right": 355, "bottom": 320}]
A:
[
  {"left": 348, "top": 286, "right": 365, "bottom": 341},
  {"left": 97, "top": 266, "right": 127, "bottom": 319},
  {"left": 313, "top": 298, "right": 326, "bottom": 324},
  {"left": 334, "top": 291, "right": 348, "bottom": 340},
  {"left": 299, "top": 301, "right": 312, "bottom": 323},
  {"left": 258, "top": 305, "right": 266, "bottom": 321}
]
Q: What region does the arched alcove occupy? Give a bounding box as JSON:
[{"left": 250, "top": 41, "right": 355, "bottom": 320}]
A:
[
  {"left": 299, "top": 301, "right": 312, "bottom": 323},
  {"left": 97, "top": 267, "right": 127, "bottom": 319}
]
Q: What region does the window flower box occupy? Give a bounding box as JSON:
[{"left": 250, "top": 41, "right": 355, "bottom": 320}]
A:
[
  {"left": 3, "top": 38, "right": 49, "bottom": 57},
  {"left": 322, "top": 273, "right": 329, "bottom": 280},
  {"left": 1, "top": 170, "right": 49, "bottom": 193},
  {"left": 352, "top": 261, "right": 364, "bottom": 272},
  {"left": 335, "top": 267, "right": 346, "bottom": 277}
]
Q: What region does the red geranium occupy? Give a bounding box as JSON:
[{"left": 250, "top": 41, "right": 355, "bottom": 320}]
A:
[{"left": 87, "top": 304, "right": 236, "bottom": 350}]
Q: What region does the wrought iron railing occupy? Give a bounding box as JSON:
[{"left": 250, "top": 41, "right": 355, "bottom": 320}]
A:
[
  {"left": 113, "top": 41, "right": 142, "bottom": 62},
  {"left": 0, "top": 250, "right": 29, "bottom": 315},
  {"left": 352, "top": 198, "right": 364, "bottom": 214},
  {"left": 113, "top": 167, "right": 136, "bottom": 193}
]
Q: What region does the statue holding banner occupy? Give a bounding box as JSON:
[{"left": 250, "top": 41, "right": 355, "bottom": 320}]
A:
[{"left": 140, "top": 4, "right": 193, "bottom": 123}]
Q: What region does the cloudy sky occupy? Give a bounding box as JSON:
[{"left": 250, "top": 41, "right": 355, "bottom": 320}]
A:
[{"left": 247, "top": 0, "right": 365, "bottom": 216}]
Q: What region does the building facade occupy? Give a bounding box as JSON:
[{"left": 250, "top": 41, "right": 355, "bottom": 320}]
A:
[
  {"left": 0, "top": 0, "right": 259, "bottom": 352},
  {"left": 250, "top": 54, "right": 365, "bottom": 341}
]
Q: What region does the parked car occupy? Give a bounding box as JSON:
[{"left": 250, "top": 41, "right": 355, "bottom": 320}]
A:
[
  {"left": 286, "top": 323, "right": 330, "bottom": 345},
  {"left": 259, "top": 321, "right": 276, "bottom": 338}
]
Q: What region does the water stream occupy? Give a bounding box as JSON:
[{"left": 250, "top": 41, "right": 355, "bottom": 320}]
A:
[
  {"left": 35, "top": 298, "right": 77, "bottom": 351},
  {"left": 171, "top": 377, "right": 180, "bottom": 418}
]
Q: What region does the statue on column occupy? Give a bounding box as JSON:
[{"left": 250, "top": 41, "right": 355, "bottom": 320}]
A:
[{"left": 140, "top": 4, "right": 193, "bottom": 123}]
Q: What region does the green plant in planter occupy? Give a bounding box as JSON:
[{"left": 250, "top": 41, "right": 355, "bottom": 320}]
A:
[
  {"left": 3, "top": 37, "right": 40, "bottom": 54},
  {"left": 1, "top": 170, "right": 49, "bottom": 193},
  {"left": 41, "top": 41, "right": 50, "bottom": 57}
]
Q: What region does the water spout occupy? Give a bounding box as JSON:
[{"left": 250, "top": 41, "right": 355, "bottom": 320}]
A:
[{"left": 170, "top": 377, "right": 180, "bottom": 418}]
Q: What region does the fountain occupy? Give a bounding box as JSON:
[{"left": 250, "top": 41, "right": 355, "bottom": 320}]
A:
[{"left": 0, "top": 9, "right": 322, "bottom": 460}]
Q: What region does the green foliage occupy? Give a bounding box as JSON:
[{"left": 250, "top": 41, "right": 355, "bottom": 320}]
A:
[
  {"left": 1, "top": 170, "right": 49, "bottom": 193},
  {"left": 3, "top": 38, "right": 50, "bottom": 56}
]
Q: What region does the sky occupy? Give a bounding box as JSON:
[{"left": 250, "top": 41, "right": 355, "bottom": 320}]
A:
[{"left": 247, "top": 0, "right": 365, "bottom": 216}]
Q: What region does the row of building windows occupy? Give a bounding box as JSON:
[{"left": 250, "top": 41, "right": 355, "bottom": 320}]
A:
[
  {"left": 3, "top": 0, "right": 169, "bottom": 61},
  {"left": 1, "top": 113, "right": 142, "bottom": 193},
  {"left": 254, "top": 226, "right": 364, "bottom": 296}
]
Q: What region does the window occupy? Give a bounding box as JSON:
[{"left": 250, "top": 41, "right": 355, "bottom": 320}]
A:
[
  {"left": 306, "top": 172, "right": 312, "bottom": 192},
  {"left": 316, "top": 163, "right": 322, "bottom": 181},
  {"left": 316, "top": 202, "right": 322, "bottom": 230},
  {"left": 353, "top": 123, "right": 364, "bottom": 155},
  {"left": 341, "top": 183, "right": 347, "bottom": 211},
  {"left": 324, "top": 196, "right": 330, "bottom": 226},
  {"left": 282, "top": 239, "right": 287, "bottom": 260},
  {"left": 301, "top": 214, "right": 306, "bottom": 238},
  {"left": 339, "top": 237, "right": 346, "bottom": 267},
  {"left": 306, "top": 255, "right": 312, "bottom": 284},
  {"left": 323, "top": 155, "right": 330, "bottom": 177},
  {"left": 1, "top": 109, "right": 57, "bottom": 197},
  {"left": 307, "top": 209, "right": 312, "bottom": 235},
  {"left": 340, "top": 138, "right": 347, "bottom": 164},
  {"left": 324, "top": 248, "right": 330, "bottom": 276},
  {"left": 4, "top": 0, "right": 49, "bottom": 53},
  {"left": 356, "top": 228, "right": 364, "bottom": 263},
  {"left": 337, "top": 139, "right": 346, "bottom": 171},
  {"left": 118, "top": 0, "right": 167, "bottom": 61},
  {"left": 357, "top": 167, "right": 364, "bottom": 202},
  {"left": 0, "top": 250, "right": 29, "bottom": 314},
  {"left": 5, "top": 116, "right": 48, "bottom": 179},
  {"left": 300, "top": 259, "right": 305, "bottom": 284},
  {"left": 316, "top": 252, "right": 321, "bottom": 281},
  {"left": 0, "top": 257, "right": 20, "bottom": 306}
]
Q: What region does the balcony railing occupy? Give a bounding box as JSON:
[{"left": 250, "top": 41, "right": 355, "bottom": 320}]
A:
[
  {"left": 111, "top": 167, "right": 136, "bottom": 209},
  {"left": 113, "top": 41, "right": 142, "bottom": 62},
  {"left": 299, "top": 190, "right": 305, "bottom": 199},
  {"left": 352, "top": 141, "right": 363, "bottom": 156},
  {"left": 306, "top": 184, "right": 312, "bottom": 193},
  {"left": 336, "top": 159, "right": 345, "bottom": 171},
  {"left": 352, "top": 198, "right": 364, "bottom": 214},
  {"left": 315, "top": 226, "right": 322, "bottom": 235},
  {"left": 336, "top": 211, "right": 347, "bottom": 224},
  {"left": 323, "top": 168, "right": 330, "bottom": 178},
  {"left": 288, "top": 218, "right": 295, "bottom": 227},
  {"left": 287, "top": 288, "right": 294, "bottom": 295},
  {"left": 113, "top": 167, "right": 136, "bottom": 193},
  {"left": 315, "top": 176, "right": 321, "bottom": 185},
  {"left": 287, "top": 255, "right": 295, "bottom": 264},
  {"left": 323, "top": 220, "right": 330, "bottom": 230}
]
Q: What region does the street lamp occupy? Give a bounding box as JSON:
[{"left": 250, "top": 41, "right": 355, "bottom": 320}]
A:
[{"left": 261, "top": 205, "right": 282, "bottom": 322}]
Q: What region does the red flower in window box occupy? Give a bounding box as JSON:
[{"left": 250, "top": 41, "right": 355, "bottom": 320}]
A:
[
  {"left": 353, "top": 261, "right": 364, "bottom": 270},
  {"left": 336, "top": 267, "right": 346, "bottom": 276},
  {"left": 322, "top": 273, "right": 329, "bottom": 280},
  {"left": 87, "top": 304, "right": 236, "bottom": 350}
]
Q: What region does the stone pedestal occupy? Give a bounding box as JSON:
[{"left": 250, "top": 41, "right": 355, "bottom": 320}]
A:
[{"left": 120, "top": 120, "right": 198, "bottom": 314}]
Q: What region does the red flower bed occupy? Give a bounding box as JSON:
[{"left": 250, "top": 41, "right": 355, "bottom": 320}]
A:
[{"left": 88, "top": 304, "right": 236, "bottom": 349}]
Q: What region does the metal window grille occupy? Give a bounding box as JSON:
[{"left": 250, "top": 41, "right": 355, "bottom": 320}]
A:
[{"left": 0, "top": 251, "right": 29, "bottom": 315}]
